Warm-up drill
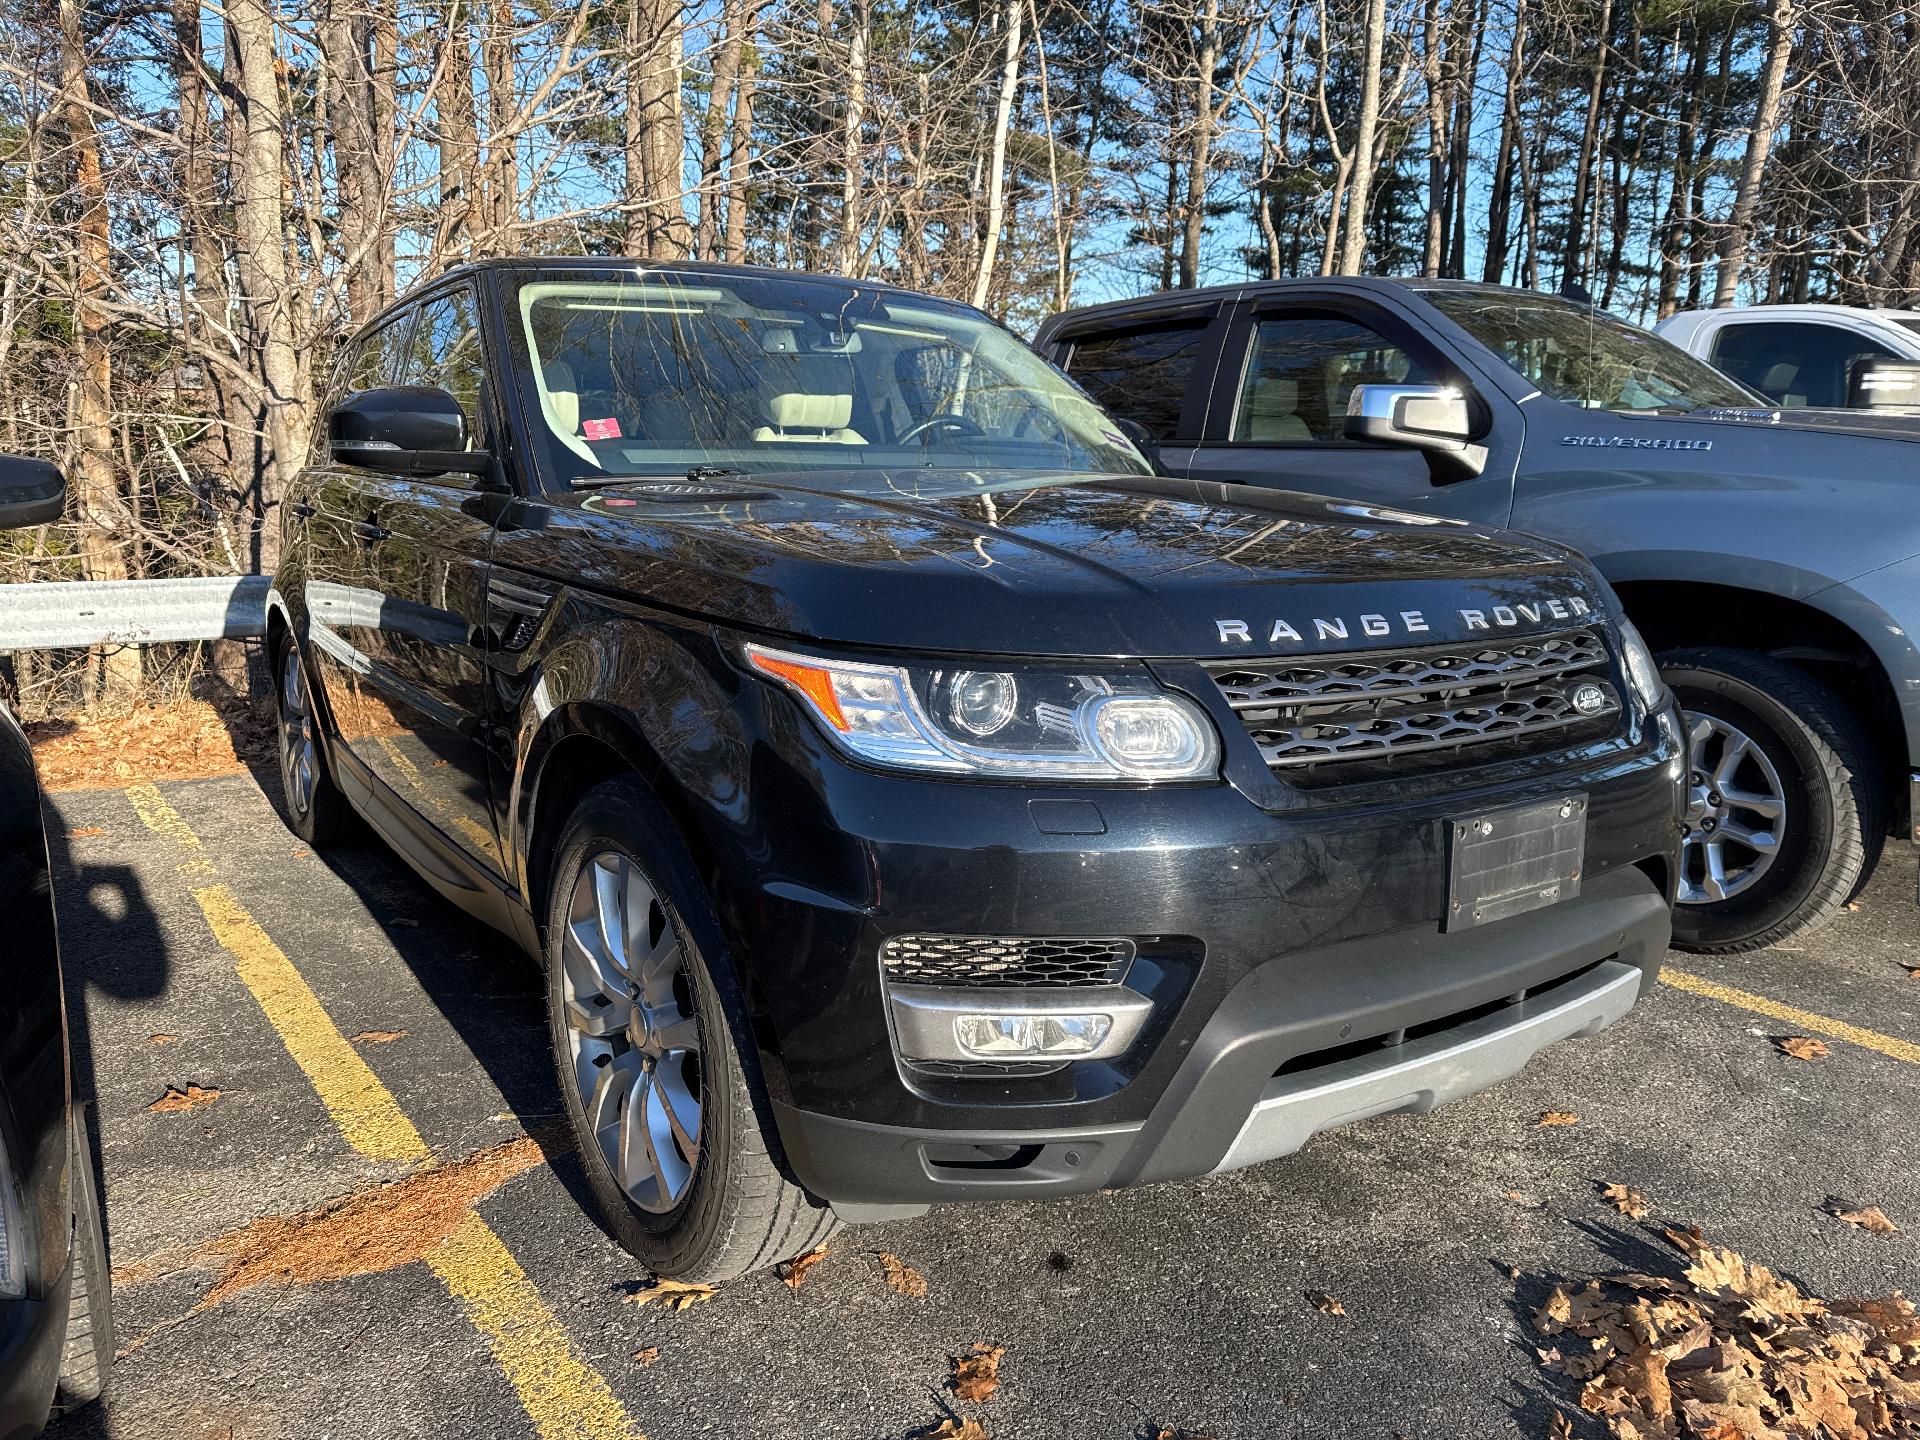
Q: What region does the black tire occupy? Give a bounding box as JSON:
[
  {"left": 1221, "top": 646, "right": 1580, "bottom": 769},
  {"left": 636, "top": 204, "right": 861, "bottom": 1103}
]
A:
[
  {"left": 1661, "top": 647, "right": 1882, "bottom": 954},
  {"left": 274, "top": 634, "right": 351, "bottom": 848},
  {"left": 51, "top": 1108, "right": 112, "bottom": 1415},
  {"left": 543, "top": 776, "right": 838, "bottom": 1282}
]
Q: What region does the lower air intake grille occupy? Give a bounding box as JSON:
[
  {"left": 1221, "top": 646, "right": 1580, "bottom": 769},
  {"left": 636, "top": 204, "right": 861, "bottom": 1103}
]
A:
[
  {"left": 881, "top": 935, "right": 1135, "bottom": 989},
  {"left": 1209, "top": 628, "right": 1621, "bottom": 781}
]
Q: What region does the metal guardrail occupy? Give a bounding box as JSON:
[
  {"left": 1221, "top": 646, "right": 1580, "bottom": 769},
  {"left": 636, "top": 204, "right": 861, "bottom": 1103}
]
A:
[{"left": 0, "top": 576, "right": 270, "bottom": 650}]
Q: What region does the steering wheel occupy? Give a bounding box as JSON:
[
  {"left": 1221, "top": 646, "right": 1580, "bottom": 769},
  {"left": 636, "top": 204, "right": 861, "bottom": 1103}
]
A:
[{"left": 897, "top": 413, "right": 988, "bottom": 446}]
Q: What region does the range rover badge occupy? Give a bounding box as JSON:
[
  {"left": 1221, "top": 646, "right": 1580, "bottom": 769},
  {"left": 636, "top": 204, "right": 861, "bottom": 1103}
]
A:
[{"left": 1571, "top": 682, "right": 1608, "bottom": 716}]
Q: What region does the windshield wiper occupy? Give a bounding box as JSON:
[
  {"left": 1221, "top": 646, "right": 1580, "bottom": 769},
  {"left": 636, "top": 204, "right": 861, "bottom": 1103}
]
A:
[
  {"left": 686, "top": 464, "right": 747, "bottom": 480},
  {"left": 571, "top": 464, "right": 749, "bottom": 490}
]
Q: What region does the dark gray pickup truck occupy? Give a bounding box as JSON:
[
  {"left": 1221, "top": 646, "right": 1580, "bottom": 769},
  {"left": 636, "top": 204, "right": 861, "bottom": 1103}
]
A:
[{"left": 1039, "top": 279, "right": 1920, "bottom": 954}]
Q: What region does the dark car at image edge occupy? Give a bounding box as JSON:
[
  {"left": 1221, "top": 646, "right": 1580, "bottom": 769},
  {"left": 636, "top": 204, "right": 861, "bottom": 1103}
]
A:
[
  {"left": 269, "top": 259, "right": 1687, "bottom": 1280},
  {"left": 0, "top": 457, "right": 112, "bottom": 1437}
]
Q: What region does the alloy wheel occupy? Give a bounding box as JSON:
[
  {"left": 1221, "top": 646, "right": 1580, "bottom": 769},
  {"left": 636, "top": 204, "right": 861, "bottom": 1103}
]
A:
[
  {"left": 560, "top": 851, "right": 704, "bottom": 1214},
  {"left": 1677, "top": 711, "right": 1787, "bottom": 906},
  {"left": 278, "top": 647, "right": 319, "bottom": 819}
]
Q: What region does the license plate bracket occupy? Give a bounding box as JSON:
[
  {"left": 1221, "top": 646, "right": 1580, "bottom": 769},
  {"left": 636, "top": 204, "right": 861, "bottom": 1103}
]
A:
[{"left": 1445, "top": 794, "right": 1587, "bottom": 931}]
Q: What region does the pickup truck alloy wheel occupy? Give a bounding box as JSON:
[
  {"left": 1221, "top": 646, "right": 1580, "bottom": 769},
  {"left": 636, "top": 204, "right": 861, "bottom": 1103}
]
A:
[
  {"left": 1678, "top": 713, "right": 1785, "bottom": 904},
  {"left": 1660, "top": 647, "right": 1881, "bottom": 954},
  {"left": 560, "top": 851, "right": 703, "bottom": 1214}
]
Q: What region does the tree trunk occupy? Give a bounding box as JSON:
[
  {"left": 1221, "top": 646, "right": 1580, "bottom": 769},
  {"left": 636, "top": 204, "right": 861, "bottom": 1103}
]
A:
[
  {"left": 723, "top": 19, "right": 757, "bottom": 265},
  {"left": 969, "top": 0, "right": 1023, "bottom": 310},
  {"left": 838, "top": 0, "right": 869, "bottom": 272},
  {"left": 1483, "top": 0, "right": 1526, "bottom": 283},
  {"left": 437, "top": 4, "right": 480, "bottom": 258},
  {"left": 1561, "top": 0, "right": 1612, "bottom": 288},
  {"left": 626, "top": 0, "right": 690, "bottom": 259},
  {"left": 1713, "top": 0, "right": 1795, "bottom": 306},
  {"left": 1180, "top": 0, "right": 1220, "bottom": 289},
  {"left": 58, "top": 0, "right": 139, "bottom": 707},
  {"left": 321, "top": 3, "right": 381, "bottom": 320},
  {"left": 696, "top": 0, "right": 746, "bottom": 259},
  {"left": 1335, "top": 0, "right": 1387, "bottom": 274},
  {"left": 227, "top": 0, "right": 307, "bottom": 575},
  {"left": 482, "top": 1, "right": 518, "bottom": 254},
  {"left": 1420, "top": 0, "right": 1445, "bottom": 276}
]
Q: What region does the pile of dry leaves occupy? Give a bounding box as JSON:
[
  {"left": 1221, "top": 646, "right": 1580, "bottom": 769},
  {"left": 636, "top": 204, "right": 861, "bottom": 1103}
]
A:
[
  {"left": 1533, "top": 1224, "right": 1920, "bottom": 1437},
  {"left": 27, "top": 696, "right": 276, "bottom": 791}
]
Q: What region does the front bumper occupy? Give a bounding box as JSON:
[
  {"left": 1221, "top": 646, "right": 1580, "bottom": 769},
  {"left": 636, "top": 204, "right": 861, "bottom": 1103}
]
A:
[{"left": 773, "top": 865, "right": 1668, "bottom": 1208}]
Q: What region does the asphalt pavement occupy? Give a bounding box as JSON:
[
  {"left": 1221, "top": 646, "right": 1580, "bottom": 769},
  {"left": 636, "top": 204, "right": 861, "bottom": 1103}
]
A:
[{"left": 41, "top": 768, "right": 1920, "bottom": 1440}]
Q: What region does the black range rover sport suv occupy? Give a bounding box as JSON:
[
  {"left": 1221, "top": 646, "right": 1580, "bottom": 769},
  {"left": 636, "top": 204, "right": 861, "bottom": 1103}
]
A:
[{"left": 270, "top": 261, "right": 1686, "bottom": 1280}]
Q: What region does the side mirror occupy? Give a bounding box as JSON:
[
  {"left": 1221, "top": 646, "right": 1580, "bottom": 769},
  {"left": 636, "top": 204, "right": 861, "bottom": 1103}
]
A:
[
  {"left": 1344, "top": 383, "right": 1487, "bottom": 480},
  {"left": 1847, "top": 358, "right": 1920, "bottom": 412},
  {"left": 330, "top": 386, "right": 492, "bottom": 477},
  {"left": 0, "top": 454, "right": 66, "bottom": 530},
  {"left": 1113, "top": 416, "right": 1165, "bottom": 475}
]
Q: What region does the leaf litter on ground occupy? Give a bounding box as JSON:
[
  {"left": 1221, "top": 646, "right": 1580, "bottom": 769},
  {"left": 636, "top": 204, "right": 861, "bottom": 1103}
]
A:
[
  {"left": 950, "top": 1342, "right": 1005, "bottom": 1403},
  {"left": 775, "top": 1245, "right": 828, "bottom": 1289},
  {"left": 1825, "top": 1198, "right": 1901, "bottom": 1235},
  {"left": 1778, "top": 1035, "right": 1832, "bottom": 1062},
  {"left": 1539, "top": 1110, "right": 1581, "bottom": 1126},
  {"left": 1602, "top": 1182, "right": 1651, "bottom": 1220},
  {"left": 1529, "top": 1219, "right": 1920, "bottom": 1438},
  {"left": 624, "top": 1277, "right": 716, "bottom": 1311},
  {"left": 1307, "top": 1291, "right": 1346, "bottom": 1317},
  {"left": 146, "top": 1083, "right": 219, "bottom": 1114},
  {"left": 879, "top": 1251, "right": 928, "bottom": 1297}
]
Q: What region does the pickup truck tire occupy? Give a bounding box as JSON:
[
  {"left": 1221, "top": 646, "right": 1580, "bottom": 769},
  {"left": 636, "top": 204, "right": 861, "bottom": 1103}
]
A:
[
  {"left": 274, "top": 637, "right": 351, "bottom": 848},
  {"left": 544, "top": 777, "right": 838, "bottom": 1282},
  {"left": 1659, "top": 647, "right": 1881, "bottom": 954},
  {"left": 51, "top": 1107, "right": 113, "bottom": 1414}
]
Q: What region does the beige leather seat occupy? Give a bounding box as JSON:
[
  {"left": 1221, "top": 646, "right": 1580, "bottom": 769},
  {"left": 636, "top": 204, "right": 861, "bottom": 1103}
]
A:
[
  {"left": 540, "top": 361, "right": 599, "bottom": 464},
  {"left": 1241, "top": 375, "right": 1314, "bottom": 442},
  {"left": 752, "top": 393, "right": 867, "bottom": 445}
]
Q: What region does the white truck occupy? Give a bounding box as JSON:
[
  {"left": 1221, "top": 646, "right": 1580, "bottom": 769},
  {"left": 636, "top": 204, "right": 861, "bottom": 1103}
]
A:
[{"left": 1656, "top": 303, "right": 1920, "bottom": 412}]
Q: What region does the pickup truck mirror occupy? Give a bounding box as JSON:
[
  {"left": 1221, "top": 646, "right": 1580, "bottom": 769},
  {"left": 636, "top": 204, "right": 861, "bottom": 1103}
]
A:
[
  {"left": 0, "top": 453, "right": 66, "bottom": 530},
  {"left": 1344, "top": 383, "right": 1488, "bottom": 480},
  {"left": 1847, "top": 358, "right": 1920, "bottom": 412},
  {"left": 330, "top": 385, "right": 493, "bottom": 477}
]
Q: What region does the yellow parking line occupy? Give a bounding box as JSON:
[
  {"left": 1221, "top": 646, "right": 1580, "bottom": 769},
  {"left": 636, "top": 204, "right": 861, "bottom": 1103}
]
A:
[
  {"left": 124, "top": 782, "right": 645, "bottom": 1440},
  {"left": 1661, "top": 966, "right": 1920, "bottom": 1066}
]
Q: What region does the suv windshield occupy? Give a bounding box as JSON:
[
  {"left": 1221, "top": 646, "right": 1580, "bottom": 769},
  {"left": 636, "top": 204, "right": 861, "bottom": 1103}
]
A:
[
  {"left": 1417, "top": 287, "right": 1761, "bottom": 412},
  {"left": 502, "top": 269, "right": 1150, "bottom": 485}
]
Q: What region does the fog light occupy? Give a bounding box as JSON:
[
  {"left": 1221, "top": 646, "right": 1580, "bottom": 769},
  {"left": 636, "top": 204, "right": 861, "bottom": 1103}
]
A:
[{"left": 953, "top": 1012, "right": 1114, "bottom": 1058}]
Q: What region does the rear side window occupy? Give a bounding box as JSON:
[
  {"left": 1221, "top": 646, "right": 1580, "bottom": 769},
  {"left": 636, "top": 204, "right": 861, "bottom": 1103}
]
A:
[
  {"left": 1062, "top": 321, "right": 1207, "bottom": 443},
  {"left": 1709, "top": 321, "right": 1903, "bottom": 408},
  {"left": 1233, "top": 314, "right": 1434, "bottom": 443}
]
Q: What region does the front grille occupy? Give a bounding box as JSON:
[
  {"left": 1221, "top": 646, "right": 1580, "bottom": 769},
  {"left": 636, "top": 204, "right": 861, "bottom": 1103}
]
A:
[
  {"left": 1209, "top": 628, "right": 1621, "bottom": 780},
  {"left": 881, "top": 935, "right": 1134, "bottom": 989}
]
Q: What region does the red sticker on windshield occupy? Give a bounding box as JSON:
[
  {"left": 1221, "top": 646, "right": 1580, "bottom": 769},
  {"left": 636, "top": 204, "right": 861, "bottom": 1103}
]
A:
[{"left": 583, "top": 417, "right": 622, "bottom": 441}]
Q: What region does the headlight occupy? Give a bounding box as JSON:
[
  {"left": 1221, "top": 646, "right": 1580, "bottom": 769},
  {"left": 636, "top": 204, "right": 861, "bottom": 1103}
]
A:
[
  {"left": 1616, "top": 618, "right": 1667, "bottom": 712},
  {"left": 745, "top": 643, "right": 1220, "bottom": 781}
]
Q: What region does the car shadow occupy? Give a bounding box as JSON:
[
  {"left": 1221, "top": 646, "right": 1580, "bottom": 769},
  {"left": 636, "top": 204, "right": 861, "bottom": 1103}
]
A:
[{"left": 233, "top": 759, "right": 603, "bottom": 1228}]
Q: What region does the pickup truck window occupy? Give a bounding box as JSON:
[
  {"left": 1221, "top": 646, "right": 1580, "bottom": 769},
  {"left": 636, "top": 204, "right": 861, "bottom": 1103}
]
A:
[
  {"left": 1060, "top": 321, "right": 1206, "bottom": 444},
  {"left": 1233, "top": 315, "right": 1435, "bottom": 443},
  {"left": 1418, "top": 288, "right": 1756, "bottom": 412},
  {"left": 504, "top": 271, "right": 1150, "bottom": 484},
  {"left": 1708, "top": 321, "right": 1903, "bottom": 409}
]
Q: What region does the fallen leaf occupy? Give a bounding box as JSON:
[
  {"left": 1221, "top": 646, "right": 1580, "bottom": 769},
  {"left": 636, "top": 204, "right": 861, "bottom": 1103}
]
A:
[
  {"left": 776, "top": 1245, "right": 828, "bottom": 1289},
  {"left": 1778, "top": 1036, "right": 1830, "bottom": 1061},
  {"left": 350, "top": 1029, "right": 409, "bottom": 1045},
  {"left": 950, "top": 1342, "right": 1004, "bottom": 1403},
  {"left": 1538, "top": 1111, "right": 1580, "bottom": 1127},
  {"left": 1601, "top": 1182, "right": 1651, "bottom": 1220},
  {"left": 1825, "top": 1199, "right": 1899, "bottom": 1234},
  {"left": 1548, "top": 1412, "right": 1574, "bottom": 1439},
  {"left": 290, "top": 848, "right": 310, "bottom": 858},
  {"left": 918, "top": 1421, "right": 988, "bottom": 1440},
  {"left": 148, "top": 1033, "right": 177, "bottom": 1047},
  {"left": 1506, "top": 1189, "right": 1545, "bottom": 1208},
  {"left": 1900, "top": 961, "right": 1920, "bottom": 979},
  {"left": 147, "top": 1083, "right": 220, "bottom": 1114},
  {"left": 632, "top": 1346, "right": 659, "bottom": 1367},
  {"left": 623, "top": 1278, "right": 716, "bottom": 1311},
  {"left": 879, "top": 1252, "right": 928, "bottom": 1298},
  {"left": 1307, "top": 1290, "right": 1346, "bottom": 1317},
  {"left": 68, "top": 826, "right": 104, "bottom": 838}
]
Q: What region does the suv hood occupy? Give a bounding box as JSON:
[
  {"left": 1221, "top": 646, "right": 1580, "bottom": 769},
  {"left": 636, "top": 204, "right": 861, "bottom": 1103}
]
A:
[{"left": 517, "top": 470, "right": 1612, "bottom": 659}]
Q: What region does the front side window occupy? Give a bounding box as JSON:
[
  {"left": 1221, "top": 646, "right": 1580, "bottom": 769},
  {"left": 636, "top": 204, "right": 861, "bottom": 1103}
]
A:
[
  {"left": 501, "top": 271, "right": 1150, "bottom": 485},
  {"left": 1060, "top": 321, "right": 1208, "bottom": 445},
  {"left": 1709, "top": 321, "right": 1903, "bottom": 409},
  {"left": 1233, "top": 313, "right": 1435, "bottom": 443},
  {"left": 402, "top": 288, "right": 486, "bottom": 432},
  {"left": 1419, "top": 287, "right": 1758, "bottom": 412},
  {"left": 348, "top": 315, "right": 413, "bottom": 391}
]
